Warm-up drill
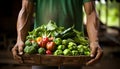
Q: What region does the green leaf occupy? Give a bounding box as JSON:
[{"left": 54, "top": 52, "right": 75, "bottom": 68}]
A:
[{"left": 46, "top": 20, "right": 57, "bottom": 31}]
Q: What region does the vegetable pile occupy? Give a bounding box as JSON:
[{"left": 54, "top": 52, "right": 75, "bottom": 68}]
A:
[{"left": 24, "top": 20, "right": 90, "bottom": 56}]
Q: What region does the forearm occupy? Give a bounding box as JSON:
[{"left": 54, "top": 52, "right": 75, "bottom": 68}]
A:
[
  {"left": 84, "top": 1, "right": 99, "bottom": 43},
  {"left": 17, "top": 10, "right": 31, "bottom": 42},
  {"left": 17, "top": 0, "right": 34, "bottom": 42},
  {"left": 86, "top": 11, "right": 99, "bottom": 43}
]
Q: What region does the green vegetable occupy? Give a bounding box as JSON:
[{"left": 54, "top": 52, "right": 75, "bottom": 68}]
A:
[
  {"left": 25, "top": 39, "right": 32, "bottom": 46},
  {"left": 77, "top": 45, "right": 85, "bottom": 55},
  {"left": 68, "top": 42, "right": 77, "bottom": 46},
  {"left": 54, "top": 38, "right": 62, "bottom": 45},
  {"left": 67, "top": 38, "right": 75, "bottom": 43},
  {"left": 57, "top": 45, "right": 66, "bottom": 50},
  {"left": 62, "top": 32, "right": 76, "bottom": 39},
  {"left": 61, "top": 26, "right": 76, "bottom": 39},
  {"left": 68, "top": 42, "right": 77, "bottom": 50},
  {"left": 84, "top": 51, "right": 90, "bottom": 55},
  {"left": 38, "top": 48, "right": 46, "bottom": 54},
  {"left": 24, "top": 46, "right": 37, "bottom": 54},
  {"left": 32, "top": 41, "right": 39, "bottom": 49},
  {"left": 72, "top": 50, "right": 79, "bottom": 56},
  {"left": 61, "top": 26, "right": 73, "bottom": 35},
  {"left": 77, "top": 48, "right": 84, "bottom": 55},
  {"left": 53, "top": 50, "right": 63, "bottom": 55},
  {"left": 54, "top": 26, "right": 76, "bottom": 39},
  {"left": 77, "top": 45, "right": 90, "bottom": 55},
  {"left": 62, "top": 39, "right": 68, "bottom": 46},
  {"left": 63, "top": 49, "right": 72, "bottom": 56},
  {"left": 74, "top": 36, "right": 89, "bottom": 46},
  {"left": 77, "top": 45, "right": 83, "bottom": 49}
]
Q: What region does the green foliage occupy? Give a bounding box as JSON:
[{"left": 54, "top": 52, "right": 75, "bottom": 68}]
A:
[{"left": 96, "top": 1, "right": 120, "bottom": 27}]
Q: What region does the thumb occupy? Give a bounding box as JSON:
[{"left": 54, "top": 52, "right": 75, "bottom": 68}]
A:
[
  {"left": 18, "top": 45, "right": 24, "bottom": 55},
  {"left": 90, "top": 46, "right": 97, "bottom": 58}
]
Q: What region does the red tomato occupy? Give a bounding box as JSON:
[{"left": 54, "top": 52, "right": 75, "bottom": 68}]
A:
[
  {"left": 46, "top": 50, "right": 52, "bottom": 55},
  {"left": 38, "top": 37, "right": 49, "bottom": 48},
  {"left": 38, "top": 41, "right": 46, "bottom": 48},
  {"left": 46, "top": 41, "right": 55, "bottom": 51},
  {"left": 42, "top": 37, "right": 49, "bottom": 43}
]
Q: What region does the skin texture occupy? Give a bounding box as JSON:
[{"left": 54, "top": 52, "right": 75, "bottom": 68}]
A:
[
  {"left": 84, "top": 1, "right": 103, "bottom": 65},
  {"left": 12, "top": 0, "right": 103, "bottom": 66}
]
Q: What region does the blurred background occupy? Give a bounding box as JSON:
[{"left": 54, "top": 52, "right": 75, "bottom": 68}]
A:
[{"left": 0, "top": 0, "right": 120, "bottom": 69}]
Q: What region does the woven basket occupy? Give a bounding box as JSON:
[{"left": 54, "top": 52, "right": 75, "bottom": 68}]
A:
[{"left": 21, "top": 54, "right": 91, "bottom": 66}]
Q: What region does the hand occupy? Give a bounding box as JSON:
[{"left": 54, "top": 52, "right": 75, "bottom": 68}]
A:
[
  {"left": 12, "top": 40, "right": 25, "bottom": 63},
  {"left": 86, "top": 42, "right": 103, "bottom": 66}
]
